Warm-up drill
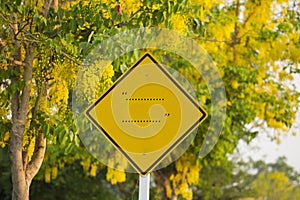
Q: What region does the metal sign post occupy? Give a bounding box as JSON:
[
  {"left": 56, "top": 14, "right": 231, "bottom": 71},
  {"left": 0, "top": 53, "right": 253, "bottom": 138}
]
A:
[{"left": 139, "top": 174, "right": 150, "bottom": 200}]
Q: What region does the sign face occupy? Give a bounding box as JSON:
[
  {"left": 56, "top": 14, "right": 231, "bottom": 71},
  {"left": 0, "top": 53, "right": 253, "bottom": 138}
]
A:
[{"left": 85, "top": 53, "right": 207, "bottom": 175}]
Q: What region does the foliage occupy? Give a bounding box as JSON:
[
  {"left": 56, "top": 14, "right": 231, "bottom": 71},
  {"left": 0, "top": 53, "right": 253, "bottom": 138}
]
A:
[
  {"left": 196, "top": 157, "right": 300, "bottom": 200},
  {"left": 151, "top": 0, "right": 300, "bottom": 198},
  {"left": 0, "top": 0, "right": 300, "bottom": 199},
  {"left": 30, "top": 162, "right": 123, "bottom": 200},
  {"left": 2, "top": 145, "right": 300, "bottom": 200},
  {"left": 250, "top": 157, "right": 300, "bottom": 200},
  {"left": 0, "top": 147, "right": 12, "bottom": 200}
]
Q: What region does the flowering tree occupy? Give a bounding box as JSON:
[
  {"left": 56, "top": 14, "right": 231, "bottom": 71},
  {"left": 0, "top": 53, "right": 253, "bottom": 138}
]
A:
[{"left": 0, "top": 0, "right": 299, "bottom": 199}]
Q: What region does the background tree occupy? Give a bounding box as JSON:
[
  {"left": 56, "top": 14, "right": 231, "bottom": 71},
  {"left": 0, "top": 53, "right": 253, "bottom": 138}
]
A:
[
  {"left": 195, "top": 157, "right": 300, "bottom": 200},
  {"left": 149, "top": 0, "right": 300, "bottom": 198},
  {"left": 0, "top": 0, "right": 179, "bottom": 199},
  {"left": 250, "top": 157, "right": 300, "bottom": 200}
]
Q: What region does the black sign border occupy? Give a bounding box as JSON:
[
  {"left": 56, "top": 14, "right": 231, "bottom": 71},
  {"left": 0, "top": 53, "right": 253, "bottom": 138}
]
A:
[{"left": 86, "top": 53, "right": 207, "bottom": 175}]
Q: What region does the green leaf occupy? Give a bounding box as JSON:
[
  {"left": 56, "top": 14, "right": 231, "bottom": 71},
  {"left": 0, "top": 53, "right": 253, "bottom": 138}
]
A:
[
  {"left": 42, "top": 123, "right": 51, "bottom": 137},
  {"left": 120, "top": 64, "right": 127, "bottom": 73},
  {"left": 74, "top": 135, "right": 81, "bottom": 147},
  {"left": 60, "top": 131, "right": 68, "bottom": 148}
]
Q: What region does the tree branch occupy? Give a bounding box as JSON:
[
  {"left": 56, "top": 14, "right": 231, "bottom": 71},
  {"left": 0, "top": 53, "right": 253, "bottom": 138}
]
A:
[
  {"left": 25, "top": 132, "right": 46, "bottom": 183},
  {"left": 113, "top": 7, "right": 142, "bottom": 27},
  {"left": 232, "top": 0, "right": 240, "bottom": 62},
  {"left": 243, "top": 11, "right": 255, "bottom": 27},
  {"left": 18, "top": 43, "right": 34, "bottom": 124},
  {"left": 195, "top": 37, "right": 231, "bottom": 44},
  {"left": 153, "top": 170, "right": 174, "bottom": 200},
  {"left": 15, "top": 19, "right": 30, "bottom": 37},
  {"left": 10, "top": 12, "right": 21, "bottom": 124},
  {"left": 42, "top": 0, "right": 59, "bottom": 17},
  {"left": 42, "top": 0, "right": 52, "bottom": 18},
  {"left": 60, "top": 51, "right": 82, "bottom": 66},
  {"left": 0, "top": 12, "right": 10, "bottom": 24},
  {"left": 22, "top": 82, "right": 46, "bottom": 169},
  {"left": 117, "top": 183, "right": 131, "bottom": 197},
  {"left": 1, "top": 57, "right": 26, "bottom": 67},
  {"left": 0, "top": 37, "right": 8, "bottom": 53}
]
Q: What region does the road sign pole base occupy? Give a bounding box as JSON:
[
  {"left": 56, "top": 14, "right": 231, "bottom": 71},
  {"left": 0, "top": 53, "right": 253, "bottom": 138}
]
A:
[{"left": 139, "top": 174, "right": 150, "bottom": 200}]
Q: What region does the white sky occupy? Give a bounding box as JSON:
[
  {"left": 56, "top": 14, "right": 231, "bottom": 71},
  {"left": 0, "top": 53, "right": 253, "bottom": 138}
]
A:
[
  {"left": 236, "top": 126, "right": 300, "bottom": 172},
  {"left": 236, "top": 74, "right": 300, "bottom": 172}
]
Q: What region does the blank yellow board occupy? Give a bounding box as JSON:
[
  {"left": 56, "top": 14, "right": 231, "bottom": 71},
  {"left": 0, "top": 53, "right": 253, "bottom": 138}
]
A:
[{"left": 85, "top": 53, "right": 207, "bottom": 175}]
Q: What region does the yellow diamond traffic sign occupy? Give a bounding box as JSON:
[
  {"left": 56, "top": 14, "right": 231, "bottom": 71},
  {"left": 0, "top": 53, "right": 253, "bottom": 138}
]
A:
[{"left": 85, "top": 53, "right": 207, "bottom": 175}]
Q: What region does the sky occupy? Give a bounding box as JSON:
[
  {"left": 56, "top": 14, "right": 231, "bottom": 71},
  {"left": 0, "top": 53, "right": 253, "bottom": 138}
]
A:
[
  {"left": 235, "top": 74, "right": 300, "bottom": 172},
  {"left": 236, "top": 123, "right": 300, "bottom": 172}
]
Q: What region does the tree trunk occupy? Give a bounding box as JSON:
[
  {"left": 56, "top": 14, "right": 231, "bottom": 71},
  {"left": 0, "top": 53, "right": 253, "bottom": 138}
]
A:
[
  {"left": 10, "top": 43, "right": 47, "bottom": 199},
  {"left": 9, "top": 13, "right": 46, "bottom": 199},
  {"left": 11, "top": 175, "right": 30, "bottom": 200},
  {"left": 170, "top": 196, "right": 177, "bottom": 200},
  {"left": 9, "top": 11, "right": 27, "bottom": 200},
  {"left": 8, "top": 0, "right": 57, "bottom": 197}
]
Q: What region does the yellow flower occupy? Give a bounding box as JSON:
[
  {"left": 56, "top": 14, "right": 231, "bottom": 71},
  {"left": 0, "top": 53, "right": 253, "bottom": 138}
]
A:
[
  {"left": 106, "top": 167, "right": 126, "bottom": 185},
  {"left": 231, "top": 80, "right": 239, "bottom": 89},
  {"left": 3, "top": 132, "right": 9, "bottom": 141},
  {"left": 166, "top": 184, "right": 172, "bottom": 198},
  {"left": 45, "top": 167, "right": 51, "bottom": 183},
  {"left": 80, "top": 158, "right": 91, "bottom": 173},
  {"left": 90, "top": 163, "right": 97, "bottom": 177},
  {"left": 170, "top": 14, "right": 188, "bottom": 34},
  {"left": 187, "top": 166, "right": 199, "bottom": 184},
  {"left": 200, "top": 95, "right": 207, "bottom": 104},
  {"left": 52, "top": 166, "right": 58, "bottom": 179},
  {"left": 27, "top": 137, "right": 36, "bottom": 162},
  {"left": 178, "top": 182, "right": 193, "bottom": 200},
  {"left": 227, "top": 101, "right": 232, "bottom": 106},
  {"left": 0, "top": 142, "right": 5, "bottom": 148}
]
